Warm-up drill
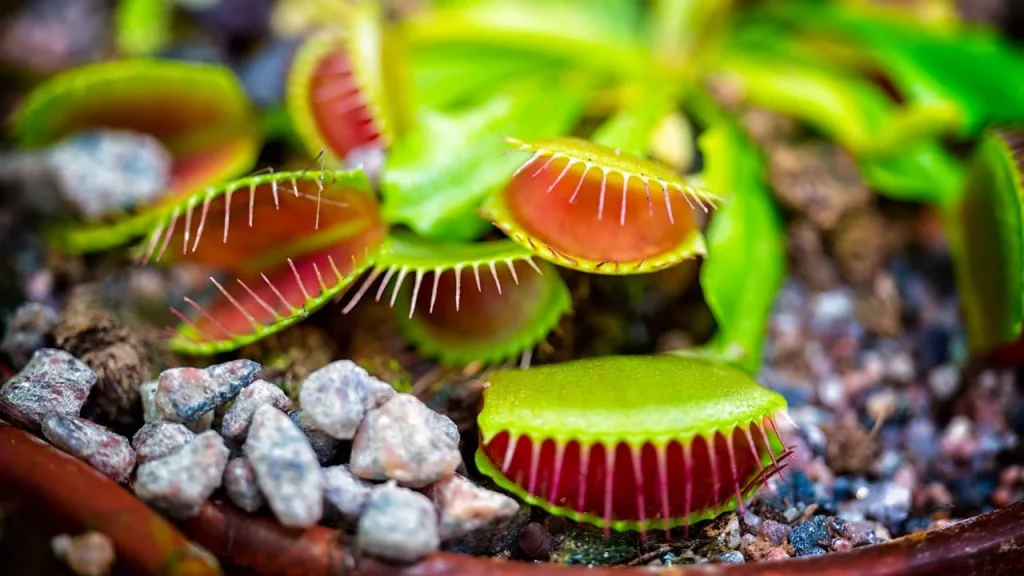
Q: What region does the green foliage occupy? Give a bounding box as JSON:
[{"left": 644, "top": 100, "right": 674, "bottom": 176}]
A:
[
  {"left": 115, "top": 0, "right": 173, "bottom": 57},
  {"left": 944, "top": 129, "right": 1024, "bottom": 355},
  {"left": 697, "top": 119, "right": 786, "bottom": 373},
  {"left": 381, "top": 75, "right": 590, "bottom": 241}
]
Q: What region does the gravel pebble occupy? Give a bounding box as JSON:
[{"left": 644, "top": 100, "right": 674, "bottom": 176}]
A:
[
  {"left": 718, "top": 550, "right": 745, "bottom": 563},
  {"left": 155, "top": 359, "right": 260, "bottom": 423},
  {"left": 759, "top": 519, "right": 791, "bottom": 546},
  {"left": 1, "top": 302, "right": 58, "bottom": 368},
  {"left": 288, "top": 410, "right": 340, "bottom": 464},
  {"left": 790, "top": 516, "right": 831, "bottom": 557},
  {"left": 323, "top": 465, "right": 373, "bottom": 520},
  {"left": 427, "top": 474, "right": 520, "bottom": 540},
  {"left": 350, "top": 394, "right": 461, "bottom": 488},
  {"left": 357, "top": 482, "right": 440, "bottom": 563},
  {"left": 134, "top": 431, "right": 230, "bottom": 518},
  {"left": 299, "top": 360, "right": 395, "bottom": 439},
  {"left": 131, "top": 421, "right": 195, "bottom": 464},
  {"left": 51, "top": 531, "right": 116, "bottom": 576},
  {"left": 42, "top": 415, "right": 135, "bottom": 482},
  {"left": 518, "top": 523, "right": 554, "bottom": 560},
  {"left": 221, "top": 379, "right": 293, "bottom": 442},
  {"left": 224, "top": 457, "right": 264, "bottom": 513},
  {"left": 0, "top": 348, "right": 96, "bottom": 429},
  {"left": 245, "top": 405, "right": 323, "bottom": 527}
]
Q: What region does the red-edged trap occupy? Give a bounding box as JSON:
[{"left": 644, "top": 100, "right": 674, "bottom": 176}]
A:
[
  {"left": 12, "top": 58, "right": 260, "bottom": 253},
  {"left": 135, "top": 168, "right": 387, "bottom": 355},
  {"left": 339, "top": 230, "right": 571, "bottom": 366},
  {"left": 476, "top": 355, "right": 792, "bottom": 535},
  {"left": 482, "top": 137, "right": 716, "bottom": 275},
  {"left": 285, "top": 2, "right": 412, "bottom": 167}
]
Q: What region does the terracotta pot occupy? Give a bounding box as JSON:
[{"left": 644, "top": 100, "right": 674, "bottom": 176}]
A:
[{"left": 2, "top": 422, "right": 1023, "bottom": 576}]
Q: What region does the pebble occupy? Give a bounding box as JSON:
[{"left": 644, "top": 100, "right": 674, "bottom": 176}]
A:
[
  {"left": 928, "top": 365, "right": 960, "bottom": 401},
  {"left": 0, "top": 348, "right": 96, "bottom": 430},
  {"left": 45, "top": 130, "right": 172, "bottom": 219},
  {"left": 717, "top": 551, "right": 745, "bottom": 563},
  {"left": 765, "top": 547, "right": 790, "bottom": 560},
  {"left": 518, "top": 523, "right": 554, "bottom": 560},
  {"left": 134, "top": 431, "right": 230, "bottom": 518},
  {"left": 322, "top": 465, "right": 373, "bottom": 520},
  {"left": 862, "top": 482, "right": 911, "bottom": 529},
  {"left": 154, "top": 359, "right": 260, "bottom": 423},
  {"left": 702, "top": 513, "right": 742, "bottom": 550},
  {"left": 224, "top": 457, "right": 264, "bottom": 513},
  {"left": 245, "top": 405, "right": 323, "bottom": 527},
  {"left": 220, "top": 379, "right": 293, "bottom": 442},
  {"left": 357, "top": 482, "right": 440, "bottom": 563},
  {"left": 427, "top": 474, "right": 520, "bottom": 540},
  {"left": 1, "top": 301, "right": 58, "bottom": 368},
  {"left": 790, "top": 516, "right": 830, "bottom": 557},
  {"left": 759, "top": 519, "right": 791, "bottom": 546},
  {"left": 289, "top": 410, "right": 340, "bottom": 464},
  {"left": 141, "top": 378, "right": 214, "bottom": 433},
  {"left": 51, "top": 531, "right": 116, "bottom": 576},
  {"left": 132, "top": 421, "right": 195, "bottom": 464},
  {"left": 831, "top": 538, "right": 853, "bottom": 552},
  {"left": 298, "top": 360, "right": 395, "bottom": 440},
  {"left": 42, "top": 415, "right": 135, "bottom": 482},
  {"left": 350, "top": 393, "right": 461, "bottom": 488}
]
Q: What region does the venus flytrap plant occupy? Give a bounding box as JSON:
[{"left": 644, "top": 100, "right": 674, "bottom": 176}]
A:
[
  {"left": 134, "top": 168, "right": 387, "bottom": 355},
  {"left": 341, "top": 230, "right": 571, "bottom": 366},
  {"left": 12, "top": 58, "right": 261, "bottom": 253},
  {"left": 475, "top": 355, "right": 792, "bottom": 536}
]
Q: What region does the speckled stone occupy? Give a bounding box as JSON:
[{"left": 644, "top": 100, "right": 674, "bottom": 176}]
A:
[
  {"left": 224, "top": 457, "right": 264, "bottom": 513},
  {"left": 131, "top": 421, "right": 195, "bottom": 464},
  {"left": 322, "top": 465, "right": 374, "bottom": 520},
  {"left": 42, "top": 415, "right": 135, "bottom": 482},
  {"left": 154, "top": 359, "right": 260, "bottom": 423},
  {"left": 357, "top": 482, "right": 440, "bottom": 563},
  {"left": 0, "top": 348, "right": 96, "bottom": 430},
  {"left": 427, "top": 474, "right": 519, "bottom": 540},
  {"left": 221, "top": 379, "right": 293, "bottom": 442},
  {"left": 245, "top": 405, "right": 323, "bottom": 527},
  {"left": 1, "top": 302, "right": 58, "bottom": 369},
  {"left": 134, "top": 431, "right": 230, "bottom": 518},
  {"left": 289, "top": 409, "right": 340, "bottom": 464},
  {"left": 299, "top": 360, "right": 395, "bottom": 440},
  {"left": 350, "top": 394, "right": 461, "bottom": 488}
]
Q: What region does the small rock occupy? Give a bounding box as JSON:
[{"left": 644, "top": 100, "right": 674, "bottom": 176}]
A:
[
  {"left": 224, "top": 457, "right": 264, "bottom": 513},
  {"left": 765, "top": 547, "right": 790, "bottom": 561},
  {"left": 140, "top": 380, "right": 160, "bottom": 422},
  {"left": 717, "top": 550, "right": 745, "bottom": 563},
  {"left": 245, "top": 405, "right": 323, "bottom": 527},
  {"left": 702, "top": 513, "right": 741, "bottom": 550},
  {"left": 288, "top": 410, "right": 340, "bottom": 464},
  {"left": 928, "top": 365, "right": 960, "bottom": 401},
  {"left": 759, "top": 519, "right": 791, "bottom": 546},
  {"left": 51, "top": 531, "right": 115, "bottom": 576},
  {"left": 863, "top": 482, "right": 911, "bottom": 529},
  {"left": 42, "top": 415, "right": 135, "bottom": 482},
  {"left": 357, "top": 482, "right": 440, "bottom": 563},
  {"left": 790, "top": 516, "right": 830, "bottom": 557},
  {"left": 449, "top": 505, "right": 532, "bottom": 557},
  {"left": 742, "top": 510, "right": 762, "bottom": 532},
  {"left": 427, "top": 474, "right": 520, "bottom": 540},
  {"left": 831, "top": 538, "right": 853, "bottom": 552},
  {"left": 518, "top": 522, "right": 554, "bottom": 560},
  {"left": 221, "top": 379, "right": 293, "bottom": 442},
  {"left": 323, "top": 465, "right": 373, "bottom": 520},
  {"left": 1, "top": 302, "right": 57, "bottom": 368},
  {"left": 350, "top": 393, "right": 461, "bottom": 488},
  {"left": 299, "top": 360, "right": 395, "bottom": 440},
  {"left": 131, "top": 421, "right": 194, "bottom": 464},
  {"left": 0, "top": 348, "right": 96, "bottom": 429},
  {"left": 154, "top": 359, "right": 260, "bottom": 423},
  {"left": 134, "top": 431, "right": 230, "bottom": 518}
]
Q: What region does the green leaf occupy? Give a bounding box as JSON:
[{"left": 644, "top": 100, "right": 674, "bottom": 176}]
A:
[
  {"left": 591, "top": 85, "right": 676, "bottom": 155},
  {"left": 712, "top": 52, "right": 963, "bottom": 203},
  {"left": 943, "top": 129, "right": 1024, "bottom": 356},
  {"left": 758, "top": 0, "right": 1024, "bottom": 136},
  {"left": 115, "top": 0, "right": 172, "bottom": 57},
  {"left": 381, "top": 75, "right": 590, "bottom": 241},
  {"left": 402, "top": 0, "right": 650, "bottom": 80},
  {"left": 697, "top": 121, "right": 785, "bottom": 373}
]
